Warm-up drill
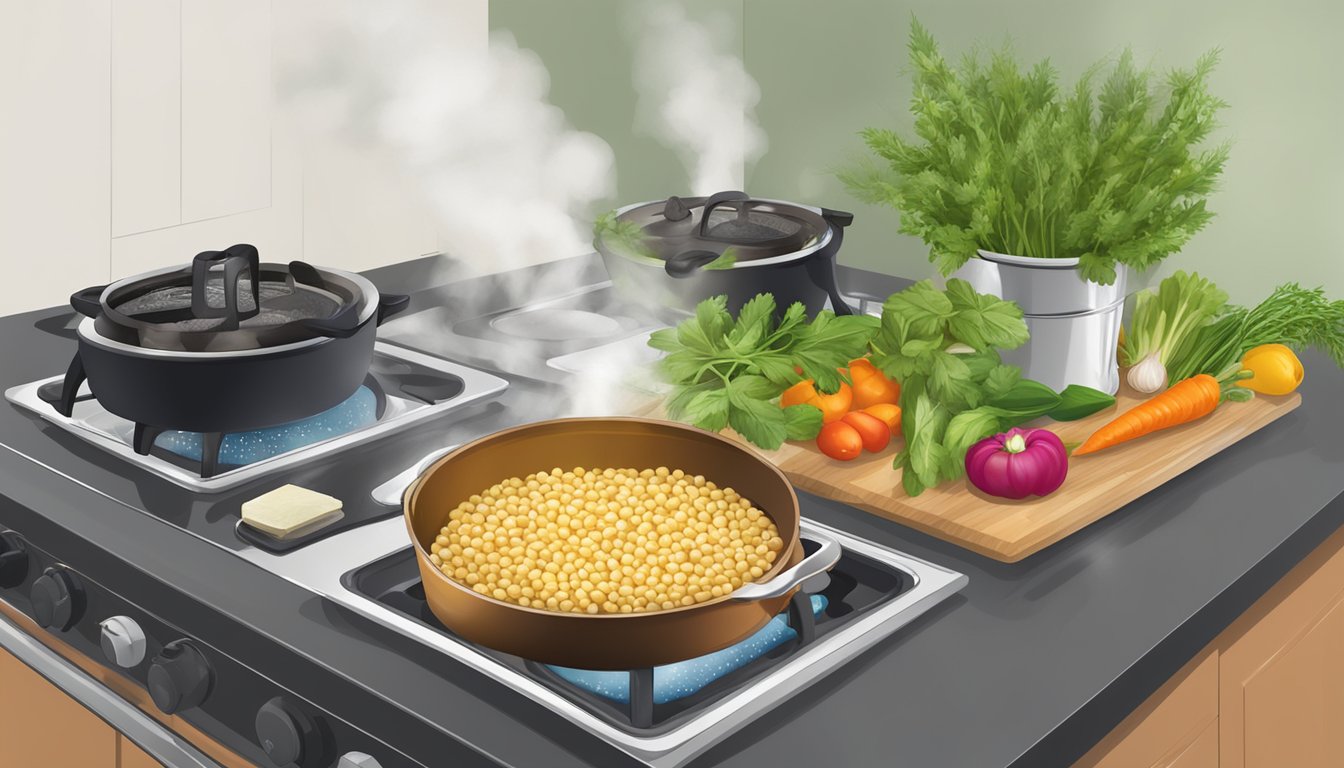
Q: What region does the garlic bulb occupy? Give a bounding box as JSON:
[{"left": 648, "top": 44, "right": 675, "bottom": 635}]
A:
[
  {"left": 945, "top": 342, "right": 976, "bottom": 355},
  {"left": 1127, "top": 354, "right": 1168, "bottom": 394}
]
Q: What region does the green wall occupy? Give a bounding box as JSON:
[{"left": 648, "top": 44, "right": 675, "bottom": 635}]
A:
[{"left": 492, "top": 0, "right": 1344, "bottom": 303}]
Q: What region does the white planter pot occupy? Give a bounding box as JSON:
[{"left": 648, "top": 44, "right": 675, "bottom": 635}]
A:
[{"left": 945, "top": 250, "right": 1142, "bottom": 395}]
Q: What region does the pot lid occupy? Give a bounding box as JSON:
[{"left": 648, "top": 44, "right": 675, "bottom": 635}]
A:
[
  {"left": 600, "top": 191, "right": 833, "bottom": 264},
  {"left": 113, "top": 276, "right": 343, "bottom": 332},
  {"left": 88, "top": 244, "right": 377, "bottom": 353},
  {"left": 108, "top": 246, "right": 344, "bottom": 332}
]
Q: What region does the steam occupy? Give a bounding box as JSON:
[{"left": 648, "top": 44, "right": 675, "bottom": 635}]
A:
[
  {"left": 275, "top": 1, "right": 615, "bottom": 272},
  {"left": 627, "top": 1, "right": 767, "bottom": 194},
  {"left": 273, "top": 2, "right": 762, "bottom": 421}
]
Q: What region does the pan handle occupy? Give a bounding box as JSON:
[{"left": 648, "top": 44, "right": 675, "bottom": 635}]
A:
[
  {"left": 370, "top": 445, "right": 461, "bottom": 507},
  {"left": 731, "top": 530, "right": 842, "bottom": 602}
]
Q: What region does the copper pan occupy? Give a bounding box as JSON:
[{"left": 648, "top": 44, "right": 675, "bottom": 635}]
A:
[{"left": 402, "top": 417, "right": 840, "bottom": 670}]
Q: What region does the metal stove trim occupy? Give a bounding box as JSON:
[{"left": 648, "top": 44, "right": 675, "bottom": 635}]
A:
[
  {"left": 3, "top": 342, "right": 509, "bottom": 492},
  {"left": 239, "top": 515, "right": 967, "bottom": 768}
]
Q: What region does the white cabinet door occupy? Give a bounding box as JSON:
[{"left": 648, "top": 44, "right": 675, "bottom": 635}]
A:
[
  {"left": 0, "top": 2, "right": 112, "bottom": 316},
  {"left": 112, "top": 0, "right": 181, "bottom": 237},
  {"left": 180, "top": 0, "right": 272, "bottom": 223}
]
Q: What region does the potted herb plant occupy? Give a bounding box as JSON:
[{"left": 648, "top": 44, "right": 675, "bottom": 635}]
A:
[{"left": 841, "top": 19, "right": 1229, "bottom": 394}]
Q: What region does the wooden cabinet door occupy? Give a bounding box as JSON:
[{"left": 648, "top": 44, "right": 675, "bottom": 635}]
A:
[
  {"left": 1220, "top": 590, "right": 1344, "bottom": 767},
  {"left": 1074, "top": 651, "right": 1218, "bottom": 768},
  {"left": 1219, "top": 530, "right": 1344, "bottom": 768},
  {"left": 0, "top": 647, "right": 118, "bottom": 767},
  {"left": 120, "top": 735, "right": 166, "bottom": 768},
  {"left": 1167, "top": 719, "right": 1217, "bottom": 767}
]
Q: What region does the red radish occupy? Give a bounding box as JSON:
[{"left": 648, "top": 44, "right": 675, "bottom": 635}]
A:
[{"left": 964, "top": 428, "right": 1068, "bottom": 500}]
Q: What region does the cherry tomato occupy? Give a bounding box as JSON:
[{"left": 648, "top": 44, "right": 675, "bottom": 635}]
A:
[
  {"left": 780, "top": 379, "right": 853, "bottom": 423},
  {"left": 816, "top": 421, "right": 863, "bottom": 461},
  {"left": 846, "top": 358, "right": 901, "bottom": 409},
  {"left": 841, "top": 411, "right": 891, "bottom": 453},
  {"left": 860, "top": 403, "right": 902, "bottom": 434}
]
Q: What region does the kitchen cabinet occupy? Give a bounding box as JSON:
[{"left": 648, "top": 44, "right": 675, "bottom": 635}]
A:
[
  {"left": 0, "top": 2, "right": 112, "bottom": 318},
  {"left": 0, "top": 646, "right": 119, "bottom": 767},
  {"left": 1078, "top": 524, "right": 1344, "bottom": 767},
  {"left": 1074, "top": 651, "right": 1217, "bottom": 768},
  {"left": 120, "top": 736, "right": 167, "bottom": 768},
  {"left": 1217, "top": 522, "right": 1344, "bottom": 767}
]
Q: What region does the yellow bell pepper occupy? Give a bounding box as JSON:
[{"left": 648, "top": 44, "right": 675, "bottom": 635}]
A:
[{"left": 1239, "top": 344, "right": 1304, "bottom": 395}]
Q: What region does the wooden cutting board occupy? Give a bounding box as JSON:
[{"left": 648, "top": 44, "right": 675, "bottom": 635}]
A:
[{"left": 653, "top": 385, "right": 1301, "bottom": 563}]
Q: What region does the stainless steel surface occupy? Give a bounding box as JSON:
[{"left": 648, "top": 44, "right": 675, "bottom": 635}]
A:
[
  {"left": 967, "top": 250, "right": 1129, "bottom": 316},
  {"left": 369, "top": 445, "right": 459, "bottom": 507},
  {"left": 950, "top": 251, "right": 1132, "bottom": 394},
  {"left": 239, "top": 514, "right": 967, "bottom": 768},
  {"left": 4, "top": 342, "right": 508, "bottom": 492},
  {"left": 0, "top": 611, "right": 222, "bottom": 768},
  {"left": 730, "top": 531, "right": 841, "bottom": 601},
  {"left": 77, "top": 315, "right": 330, "bottom": 358},
  {"left": 1013, "top": 305, "right": 1126, "bottom": 394}
]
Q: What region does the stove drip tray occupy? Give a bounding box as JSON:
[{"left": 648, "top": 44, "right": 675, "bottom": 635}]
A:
[{"left": 5, "top": 342, "right": 507, "bottom": 493}]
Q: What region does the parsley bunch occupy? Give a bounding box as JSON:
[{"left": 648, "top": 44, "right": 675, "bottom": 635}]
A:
[
  {"left": 649, "top": 294, "right": 879, "bottom": 450},
  {"left": 841, "top": 18, "right": 1229, "bottom": 285}
]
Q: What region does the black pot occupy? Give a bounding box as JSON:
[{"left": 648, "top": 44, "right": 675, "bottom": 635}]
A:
[
  {"left": 595, "top": 191, "right": 853, "bottom": 317},
  {"left": 45, "top": 246, "right": 409, "bottom": 477}
]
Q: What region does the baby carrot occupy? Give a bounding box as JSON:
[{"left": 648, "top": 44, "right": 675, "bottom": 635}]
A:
[{"left": 1074, "top": 369, "right": 1248, "bottom": 456}]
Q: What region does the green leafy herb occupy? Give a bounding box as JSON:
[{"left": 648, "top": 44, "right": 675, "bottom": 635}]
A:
[
  {"left": 840, "top": 18, "right": 1229, "bottom": 285},
  {"left": 651, "top": 294, "right": 879, "bottom": 450},
  {"left": 1167, "top": 283, "right": 1344, "bottom": 383},
  {"left": 593, "top": 210, "right": 654, "bottom": 260},
  {"left": 871, "top": 279, "right": 1113, "bottom": 495},
  {"left": 700, "top": 248, "right": 739, "bottom": 271},
  {"left": 1048, "top": 385, "right": 1119, "bottom": 422}
]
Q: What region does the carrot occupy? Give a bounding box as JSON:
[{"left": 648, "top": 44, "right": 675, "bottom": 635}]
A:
[{"left": 1074, "top": 369, "right": 1249, "bottom": 456}]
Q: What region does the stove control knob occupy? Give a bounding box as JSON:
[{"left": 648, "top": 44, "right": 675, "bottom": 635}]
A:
[
  {"left": 256, "top": 696, "right": 325, "bottom": 768},
  {"left": 30, "top": 567, "right": 83, "bottom": 631},
  {"left": 99, "top": 616, "right": 147, "bottom": 668},
  {"left": 0, "top": 532, "right": 29, "bottom": 588},
  {"left": 147, "top": 640, "right": 213, "bottom": 714},
  {"left": 338, "top": 753, "right": 383, "bottom": 768}
]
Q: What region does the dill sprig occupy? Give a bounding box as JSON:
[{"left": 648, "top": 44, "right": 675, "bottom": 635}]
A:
[
  {"left": 841, "top": 18, "right": 1230, "bottom": 285},
  {"left": 1166, "top": 284, "right": 1344, "bottom": 383}
]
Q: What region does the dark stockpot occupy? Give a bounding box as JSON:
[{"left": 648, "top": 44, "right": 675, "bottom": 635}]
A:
[
  {"left": 403, "top": 417, "right": 841, "bottom": 670},
  {"left": 595, "top": 191, "right": 854, "bottom": 317},
  {"left": 50, "top": 244, "right": 409, "bottom": 440}
]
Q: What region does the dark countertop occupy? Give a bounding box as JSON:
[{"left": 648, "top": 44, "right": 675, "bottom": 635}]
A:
[{"left": 1, "top": 255, "right": 1341, "bottom": 768}]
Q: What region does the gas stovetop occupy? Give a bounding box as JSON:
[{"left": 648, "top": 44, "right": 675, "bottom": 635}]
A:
[
  {"left": 5, "top": 342, "right": 508, "bottom": 493},
  {"left": 236, "top": 464, "right": 967, "bottom": 768},
  {"left": 0, "top": 271, "right": 966, "bottom": 768}
]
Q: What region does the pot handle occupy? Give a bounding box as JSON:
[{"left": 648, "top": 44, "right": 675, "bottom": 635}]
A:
[
  {"left": 191, "top": 244, "right": 261, "bottom": 329},
  {"left": 731, "top": 530, "right": 842, "bottom": 602},
  {"left": 298, "top": 303, "right": 362, "bottom": 338},
  {"left": 376, "top": 293, "right": 410, "bottom": 324},
  {"left": 663, "top": 249, "right": 723, "bottom": 279},
  {"left": 70, "top": 286, "right": 106, "bottom": 318},
  {"left": 696, "top": 190, "right": 751, "bottom": 238}
]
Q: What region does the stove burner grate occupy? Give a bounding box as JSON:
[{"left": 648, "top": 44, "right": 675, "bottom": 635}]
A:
[
  {"left": 5, "top": 342, "right": 508, "bottom": 493},
  {"left": 342, "top": 538, "right": 908, "bottom": 736}
]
